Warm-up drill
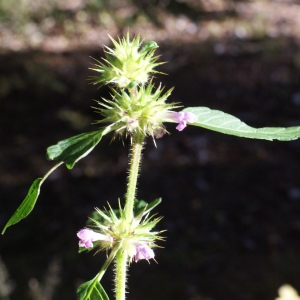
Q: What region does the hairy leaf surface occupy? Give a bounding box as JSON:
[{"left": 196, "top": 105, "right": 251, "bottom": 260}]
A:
[{"left": 47, "top": 129, "right": 108, "bottom": 169}]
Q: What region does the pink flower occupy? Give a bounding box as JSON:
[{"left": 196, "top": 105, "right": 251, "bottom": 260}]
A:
[
  {"left": 163, "top": 111, "right": 198, "bottom": 131},
  {"left": 134, "top": 243, "right": 155, "bottom": 262},
  {"left": 77, "top": 228, "right": 112, "bottom": 248}
]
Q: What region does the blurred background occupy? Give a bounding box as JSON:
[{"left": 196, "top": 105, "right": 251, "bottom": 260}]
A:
[{"left": 1, "top": 0, "right": 300, "bottom": 299}]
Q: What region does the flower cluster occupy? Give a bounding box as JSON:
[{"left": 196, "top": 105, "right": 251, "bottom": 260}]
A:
[
  {"left": 94, "top": 82, "right": 198, "bottom": 139},
  {"left": 91, "top": 33, "right": 197, "bottom": 140},
  {"left": 77, "top": 205, "right": 162, "bottom": 263},
  {"left": 94, "top": 82, "right": 177, "bottom": 138},
  {"left": 91, "top": 33, "right": 161, "bottom": 89}
]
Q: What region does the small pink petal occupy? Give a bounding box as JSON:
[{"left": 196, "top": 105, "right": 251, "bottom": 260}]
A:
[
  {"left": 162, "top": 111, "right": 197, "bottom": 131},
  {"left": 77, "top": 228, "right": 112, "bottom": 249},
  {"left": 79, "top": 239, "right": 93, "bottom": 248},
  {"left": 176, "top": 122, "right": 186, "bottom": 131},
  {"left": 135, "top": 243, "right": 155, "bottom": 262}
]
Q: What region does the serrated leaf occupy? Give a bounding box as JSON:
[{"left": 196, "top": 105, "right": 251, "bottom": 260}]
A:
[
  {"left": 2, "top": 178, "right": 42, "bottom": 234},
  {"left": 47, "top": 129, "right": 108, "bottom": 169},
  {"left": 184, "top": 107, "right": 300, "bottom": 141},
  {"left": 77, "top": 276, "right": 109, "bottom": 300}
]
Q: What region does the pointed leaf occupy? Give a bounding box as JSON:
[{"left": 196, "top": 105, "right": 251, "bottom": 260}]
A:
[
  {"left": 143, "top": 198, "right": 162, "bottom": 215},
  {"left": 134, "top": 198, "right": 162, "bottom": 217},
  {"left": 47, "top": 129, "right": 109, "bottom": 169},
  {"left": 2, "top": 178, "right": 42, "bottom": 234},
  {"left": 140, "top": 41, "right": 158, "bottom": 54},
  {"left": 77, "top": 276, "right": 109, "bottom": 300},
  {"left": 184, "top": 107, "right": 300, "bottom": 141}
]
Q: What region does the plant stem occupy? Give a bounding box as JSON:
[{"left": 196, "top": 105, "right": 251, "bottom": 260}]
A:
[
  {"left": 40, "top": 162, "right": 63, "bottom": 184},
  {"left": 124, "top": 132, "right": 144, "bottom": 221},
  {"left": 115, "top": 250, "right": 128, "bottom": 300},
  {"left": 115, "top": 132, "right": 144, "bottom": 300}
]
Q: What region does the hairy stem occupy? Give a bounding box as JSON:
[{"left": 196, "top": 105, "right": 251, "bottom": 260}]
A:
[
  {"left": 114, "top": 132, "right": 144, "bottom": 299},
  {"left": 115, "top": 250, "right": 128, "bottom": 300},
  {"left": 124, "top": 132, "right": 144, "bottom": 221}
]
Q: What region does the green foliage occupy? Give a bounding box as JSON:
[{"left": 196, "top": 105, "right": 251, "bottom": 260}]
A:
[
  {"left": 184, "top": 107, "right": 300, "bottom": 141},
  {"left": 2, "top": 178, "right": 42, "bottom": 234},
  {"left": 3, "top": 128, "right": 112, "bottom": 233},
  {"left": 77, "top": 276, "right": 109, "bottom": 300},
  {"left": 47, "top": 129, "right": 110, "bottom": 169},
  {"left": 134, "top": 198, "right": 162, "bottom": 217}
]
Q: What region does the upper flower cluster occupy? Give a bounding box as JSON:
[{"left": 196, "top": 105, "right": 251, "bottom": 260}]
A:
[
  {"left": 91, "top": 33, "right": 198, "bottom": 139},
  {"left": 91, "top": 33, "right": 161, "bottom": 89},
  {"left": 77, "top": 205, "right": 162, "bottom": 263}
]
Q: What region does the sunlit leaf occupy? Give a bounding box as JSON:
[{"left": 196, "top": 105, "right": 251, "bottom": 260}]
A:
[
  {"left": 2, "top": 162, "right": 63, "bottom": 234},
  {"left": 47, "top": 128, "right": 109, "bottom": 169},
  {"left": 184, "top": 107, "right": 300, "bottom": 141},
  {"left": 77, "top": 276, "right": 109, "bottom": 300},
  {"left": 2, "top": 178, "right": 42, "bottom": 234}
]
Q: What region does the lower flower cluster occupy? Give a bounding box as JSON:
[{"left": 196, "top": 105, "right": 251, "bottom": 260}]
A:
[
  {"left": 77, "top": 205, "right": 162, "bottom": 263},
  {"left": 78, "top": 228, "right": 154, "bottom": 262}
]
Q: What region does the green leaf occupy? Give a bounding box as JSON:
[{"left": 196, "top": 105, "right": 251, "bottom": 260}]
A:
[
  {"left": 184, "top": 107, "right": 300, "bottom": 141},
  {"left": 2, "top": 163, "right": 61, "bottom": 233},
  {"left": 47, "top": 129, "right": 109, "bottom": 169},
  {"left": 134, "top": 198, "right": 162, "bottom": 217},
  {"left": 2, "top": 178, "right": 42, "bottom": 234},
  {"left": 77, "top": 276, "right": 109, "bottom": 300},
  {"left": 140, "top": 41, "right": 158, "bottom": 54}
]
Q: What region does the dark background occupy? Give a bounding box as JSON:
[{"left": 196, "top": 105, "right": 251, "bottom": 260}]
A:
[{"left": 1, "top": 0, "right": 300, "bottom": 299}]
